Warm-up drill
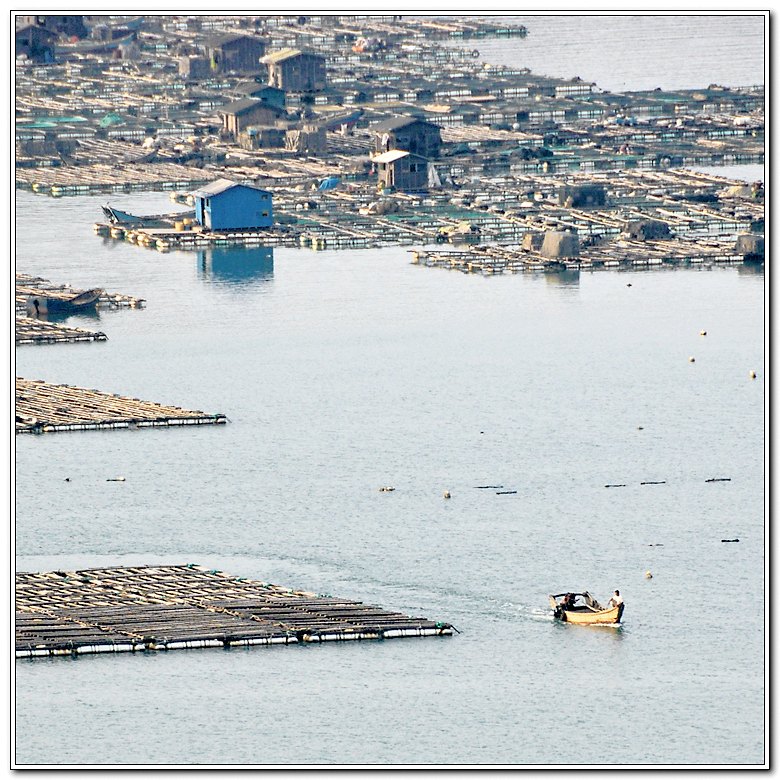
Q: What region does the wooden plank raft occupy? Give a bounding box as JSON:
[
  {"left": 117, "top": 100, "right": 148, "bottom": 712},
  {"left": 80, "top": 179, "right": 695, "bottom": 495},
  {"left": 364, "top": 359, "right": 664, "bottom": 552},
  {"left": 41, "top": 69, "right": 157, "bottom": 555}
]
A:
[
  {"left": 15, "top": 378, "right": 227, "bottom": 434},
  {"left": 15, "top": 565, "right": 454, "bottom": 657},
  {"left": 15, "top": 316, "right": 107, "bottom": 346}
]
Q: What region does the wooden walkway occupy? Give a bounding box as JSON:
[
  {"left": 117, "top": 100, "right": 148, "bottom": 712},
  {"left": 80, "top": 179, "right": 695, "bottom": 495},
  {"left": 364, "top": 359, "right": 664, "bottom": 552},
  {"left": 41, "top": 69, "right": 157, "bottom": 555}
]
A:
[
  {"left": 15, "top": 317, "right": 107, "bottom": 345},
  {"left": 15, "top": 378, "right": 226, "bottom": 434},
  {"left": 15, "top": 565, "right": 454, "bottom": 657}
]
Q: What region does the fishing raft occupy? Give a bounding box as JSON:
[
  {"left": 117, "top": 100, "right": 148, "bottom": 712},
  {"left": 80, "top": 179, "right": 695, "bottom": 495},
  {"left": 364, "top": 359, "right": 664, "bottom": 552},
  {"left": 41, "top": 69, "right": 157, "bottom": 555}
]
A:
[{"left": 16, "top": 564, "right": 455, "bottom": 658}]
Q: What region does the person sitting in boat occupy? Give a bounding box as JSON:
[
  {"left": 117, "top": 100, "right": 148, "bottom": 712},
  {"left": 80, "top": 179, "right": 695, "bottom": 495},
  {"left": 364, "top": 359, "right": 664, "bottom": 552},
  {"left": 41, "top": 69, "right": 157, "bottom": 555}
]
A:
[
  {"left": 607, "top": 590, "right": 623, "bottom": 608},
  {"left": 563, "top": 593, "right": 577, "bottom": 609}
]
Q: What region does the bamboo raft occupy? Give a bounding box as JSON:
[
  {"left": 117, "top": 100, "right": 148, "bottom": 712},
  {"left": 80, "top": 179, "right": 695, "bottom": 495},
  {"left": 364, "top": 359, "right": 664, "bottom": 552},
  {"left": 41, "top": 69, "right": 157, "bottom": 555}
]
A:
[
  {"left": 15, "top": 316, "right": 107, "bottom": 345},
  {"left": 16, "top": 564, "right": 454, "bottom": 657},
  {"left": 15, "top": 274, "right": 145, "bottom": 315},
  {"left": 15, "top": 378, "right": 226, "bottom": 434},
  {"left": 410, "top": 233, "right": 747, "bottom": 275}
]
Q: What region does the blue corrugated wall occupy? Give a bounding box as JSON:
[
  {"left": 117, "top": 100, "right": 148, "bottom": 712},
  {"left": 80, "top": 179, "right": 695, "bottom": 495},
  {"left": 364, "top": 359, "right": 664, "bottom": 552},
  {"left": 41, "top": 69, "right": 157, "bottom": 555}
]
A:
[{"left": 196, "top": 186, "right": 273, "bottom": 230}]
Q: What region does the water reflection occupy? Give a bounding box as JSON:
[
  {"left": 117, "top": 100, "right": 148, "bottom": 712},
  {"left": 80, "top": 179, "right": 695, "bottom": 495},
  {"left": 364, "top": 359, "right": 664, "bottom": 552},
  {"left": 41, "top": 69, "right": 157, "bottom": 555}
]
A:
[
  {"left": 544, "top": 269, "right": 580, "bottom": 287},
  {"left": 197, "top": 246, "right": 274, "bottom": 286},
  {"left": 737, "top": 262, "right": 765, "bottom": 277}
]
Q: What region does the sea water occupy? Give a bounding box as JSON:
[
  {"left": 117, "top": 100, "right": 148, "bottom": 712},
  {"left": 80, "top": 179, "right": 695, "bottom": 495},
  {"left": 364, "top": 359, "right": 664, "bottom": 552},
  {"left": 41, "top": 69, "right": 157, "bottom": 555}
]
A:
[{"left": 13, "top": 15, "right": 766, "bottom": 767}]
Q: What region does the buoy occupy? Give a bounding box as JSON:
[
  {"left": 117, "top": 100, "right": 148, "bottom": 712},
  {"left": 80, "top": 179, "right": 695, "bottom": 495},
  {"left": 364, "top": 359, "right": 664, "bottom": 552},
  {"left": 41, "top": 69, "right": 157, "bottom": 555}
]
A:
[
  {"left": 443, "top": 491, "right": 451, "bottom": 499},
  {"left": 700, "top": 330, "right": 707, "bottom": 336},
  {"left": 689, "top": 356, "right": 695, "bottom": 363},
  {"left": 64, "top": 478, "right": 70, "bottom": 482},
  {"left": 107, "top": 477, "right": 126, "bottom": 482},
  {"left": 379, "top": 486, "right": 395, "bottom": 492},
  {"left": 645, "top": 571, "right": 653, "bottom": 579},
  {"left": 749, "top": 370, "right": 757, "bottom": 379},
  {"left": 637, "top": 426, "right": 644, "bottom": 430},
  {"left": 626, "top": 283, "right": 632, "bottom": 287}
]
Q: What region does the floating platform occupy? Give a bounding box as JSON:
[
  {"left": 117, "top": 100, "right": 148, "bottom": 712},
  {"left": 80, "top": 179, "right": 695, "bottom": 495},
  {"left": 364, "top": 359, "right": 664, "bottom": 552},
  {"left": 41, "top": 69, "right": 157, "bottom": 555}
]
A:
[
  {"left": 410, "top": 236, "right": 746, "bottom": 275},
  {"left": 15, "top": 316, "right": 107, "bottom": 345},
  {"left": 15, "top": 564, "right": 454, "bottom": 657},
  {"left": 15, "top": 378, "right": 226, "bottom": 434}
]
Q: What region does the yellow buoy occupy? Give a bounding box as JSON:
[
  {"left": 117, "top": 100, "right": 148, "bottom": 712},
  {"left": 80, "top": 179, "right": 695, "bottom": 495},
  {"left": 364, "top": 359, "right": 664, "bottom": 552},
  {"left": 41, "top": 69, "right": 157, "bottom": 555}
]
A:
[
  {"left": 700, "top": 330, "right": 707, "bottom": 336},
  {"left": 645, "top": 571, "right": 653, "bottom": 579},
  {"left": 443, "top": 491, "right": 451, "bottom": 499},
  {"left": 749, "top": 370, "right": 757, "bottom": 379},
  {"left": 689, "top": 356, "right": 695, "bottom": 363}
]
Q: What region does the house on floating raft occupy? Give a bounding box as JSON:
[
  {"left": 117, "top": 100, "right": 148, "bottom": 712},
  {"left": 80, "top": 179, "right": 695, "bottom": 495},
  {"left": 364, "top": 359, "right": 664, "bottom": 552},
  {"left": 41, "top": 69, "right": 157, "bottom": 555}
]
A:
[
  {"left": 191, "top": 179, "right": 273, "bottom": 231},
  {"left": 373, "top": 149, "right": 431, "bottom": 192}
]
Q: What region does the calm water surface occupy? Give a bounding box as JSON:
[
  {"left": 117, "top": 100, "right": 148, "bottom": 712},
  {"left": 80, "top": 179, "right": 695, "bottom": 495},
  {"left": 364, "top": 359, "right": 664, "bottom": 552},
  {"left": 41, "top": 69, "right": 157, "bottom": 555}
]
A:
[{"left": 14, "top": 15, "right": 766, "bottom": 768}]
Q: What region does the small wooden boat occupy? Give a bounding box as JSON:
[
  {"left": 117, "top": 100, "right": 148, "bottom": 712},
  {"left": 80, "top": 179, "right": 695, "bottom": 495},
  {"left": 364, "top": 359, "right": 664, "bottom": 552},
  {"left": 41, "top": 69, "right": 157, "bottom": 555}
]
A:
[
  {"left": 548, "top": 592, "right": 624, "bottom": 625},
  {"left": 27, "top": 288, "right": 103, "bottom": 317},
  {"left": 101, "top": 205, "right": 195, "bottom": 228}
]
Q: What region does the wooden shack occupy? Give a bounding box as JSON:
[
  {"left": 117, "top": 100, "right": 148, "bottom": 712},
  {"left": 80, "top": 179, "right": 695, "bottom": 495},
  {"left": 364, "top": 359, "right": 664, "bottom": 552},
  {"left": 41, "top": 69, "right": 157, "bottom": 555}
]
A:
[
  {"left": 191, "top": 179, "right": 273, "bottom": 231},
  {"left": 15, "top": 24, "right": 56, "bottom": 63},
  {"left": 17, "top": 14, "right": 87, "bottom": 38},
  {"left": 372, "top": 116, "right": 442, "bottom": 159},
  {"left": 373, "top": 150, "right": 429, "bottom": 192},
  {"left": 179, "top": 55, "right": 211, "bottom": 80},
  {"left": 261, "top": 49, "right": 327, "bottom": 92},
  {"left": 219, "top": 98, "right": 285, "bottom": 139},
  {"left": 204, "top": 33, "right": 267, "bottom": 73}
]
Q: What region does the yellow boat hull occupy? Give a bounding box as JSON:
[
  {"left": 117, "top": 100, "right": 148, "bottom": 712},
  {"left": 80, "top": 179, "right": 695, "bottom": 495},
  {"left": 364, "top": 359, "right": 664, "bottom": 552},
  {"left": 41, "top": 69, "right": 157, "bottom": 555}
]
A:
[{"left": 560, "top": 604, "right": 624, "bottom": 624}]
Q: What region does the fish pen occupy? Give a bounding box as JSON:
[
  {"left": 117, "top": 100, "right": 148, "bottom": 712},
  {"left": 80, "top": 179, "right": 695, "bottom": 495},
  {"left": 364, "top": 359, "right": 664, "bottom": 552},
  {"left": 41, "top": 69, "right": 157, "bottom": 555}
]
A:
[
  {"left": 90, "top": 165, "right": 763, "bottom": 262},
  {"left": 15, "top": 378, "right": 226, "bottom": 434},
  {"left": 16, "top": 564, "right": 454, "bottom": 657},
  {"left": 410, "top": 236, "right": 746, "bottom": 276},
  {"left": 15, "top": 317, "right": 107, "bottom": 345}
]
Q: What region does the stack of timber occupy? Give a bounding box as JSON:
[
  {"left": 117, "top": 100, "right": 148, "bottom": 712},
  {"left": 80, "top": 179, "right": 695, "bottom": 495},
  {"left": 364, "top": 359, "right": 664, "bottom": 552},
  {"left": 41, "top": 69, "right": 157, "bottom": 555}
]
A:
[
  {"left": 15, "top": 317, "right": 107, "bottom": 346},
  {"left": 15, "top": 378, "right": 226, "bottom": 434},
  {"left": 16, "top": 564, "right": 454, "bottom": 657}
]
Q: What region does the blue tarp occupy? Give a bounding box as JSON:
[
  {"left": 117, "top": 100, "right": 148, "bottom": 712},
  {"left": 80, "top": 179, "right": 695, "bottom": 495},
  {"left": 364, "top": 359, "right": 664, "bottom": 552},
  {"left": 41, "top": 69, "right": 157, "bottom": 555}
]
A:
[{"left": 318, "top": 177, "right": 341, "bottom": 191}]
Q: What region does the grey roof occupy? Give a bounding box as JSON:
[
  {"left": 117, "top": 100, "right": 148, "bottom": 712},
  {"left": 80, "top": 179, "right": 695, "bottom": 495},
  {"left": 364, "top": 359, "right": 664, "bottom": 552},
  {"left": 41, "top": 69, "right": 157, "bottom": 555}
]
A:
[
  {"left": 220, "top": 98, "right": 282, "bottom": 116},
  {"left": 371, "top": 115, "right": 434, "bottom": 133},
  {"left": 190, "top": 178, "right": 271, "bottom": 198},
  {"left": 205, "top": 32, "right": 265, "bottom": 49},
  {"left": 233, "top": 81, "right": 283, "bottom": 97}
]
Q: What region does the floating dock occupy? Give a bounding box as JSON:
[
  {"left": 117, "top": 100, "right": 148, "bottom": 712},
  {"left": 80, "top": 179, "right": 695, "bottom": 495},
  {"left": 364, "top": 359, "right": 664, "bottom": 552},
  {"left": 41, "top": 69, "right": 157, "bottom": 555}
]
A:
[
  {"left": 15, "top": 316, "right": 107, "bottom": 345},
  {"left": 15, "top": 378, "right": 226, "bottom": 434},
  {"left": 15, "top": 564, "right": 454, "bottom": 657}
]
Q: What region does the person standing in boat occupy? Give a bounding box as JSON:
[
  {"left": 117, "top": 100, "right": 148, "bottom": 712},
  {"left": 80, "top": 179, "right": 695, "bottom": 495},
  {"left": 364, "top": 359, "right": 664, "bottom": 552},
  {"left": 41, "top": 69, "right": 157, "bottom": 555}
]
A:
[{"left": 607, "top": 590, "right": 623, "bottom": 608}]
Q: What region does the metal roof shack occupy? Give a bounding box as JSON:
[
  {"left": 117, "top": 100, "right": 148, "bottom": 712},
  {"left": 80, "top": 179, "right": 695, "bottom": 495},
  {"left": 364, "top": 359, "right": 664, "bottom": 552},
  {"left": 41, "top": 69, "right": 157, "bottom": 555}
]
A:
[
  {"left": 191, "top": 179, "right": 273, "bottom": 231},
  {"left": 261, "top": 48, "right": 327, "bottom": 92},
  {"left": 219, "top": 98, "right": 285, "bottom": 138},
  {"left": 203, "top": 32, "right": 267, "bottom": 73},
  {"left": 372, "top": 149, "right": 430, "bottom": 192},
  {"left": 372, "top": 115, "right": 442, "bottom": 158}
]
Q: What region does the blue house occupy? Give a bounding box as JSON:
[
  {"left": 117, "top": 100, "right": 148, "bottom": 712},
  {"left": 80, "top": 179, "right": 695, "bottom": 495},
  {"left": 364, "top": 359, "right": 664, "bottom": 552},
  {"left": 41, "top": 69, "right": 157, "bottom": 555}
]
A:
[{"left": 191, "top": 179, "right": 273, "bottom": 231}]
